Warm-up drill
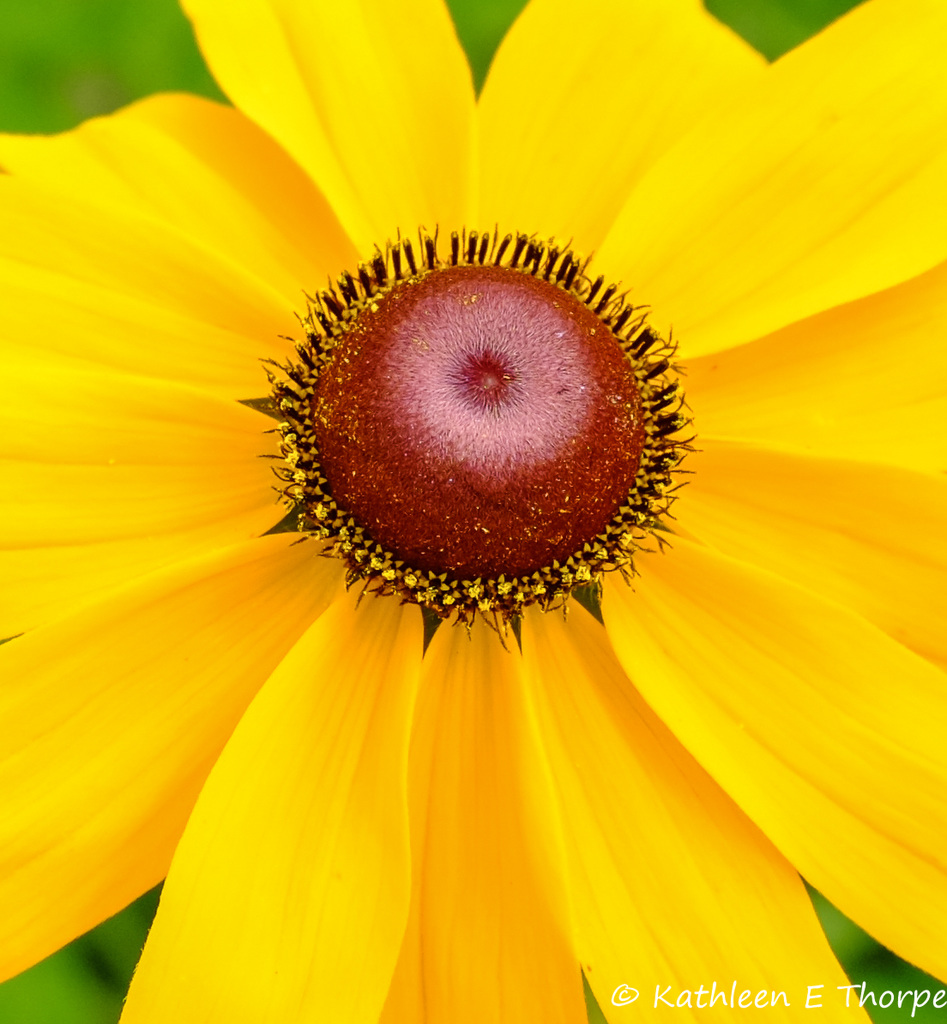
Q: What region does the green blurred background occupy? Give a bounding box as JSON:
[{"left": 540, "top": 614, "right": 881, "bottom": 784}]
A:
[{"left": 0, "top": 0, "right": 941, "bottom": 1021}]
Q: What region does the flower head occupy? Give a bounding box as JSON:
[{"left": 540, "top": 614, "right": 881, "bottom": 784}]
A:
[{"left": 0, "top": 0, "right": 945, "bottom": 1021}]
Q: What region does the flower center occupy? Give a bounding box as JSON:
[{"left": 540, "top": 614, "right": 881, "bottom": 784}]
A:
[
  {"left": 454, "top": 348, "right": 516, "bottom": 412},
  {"left": 269, "top": 230, "right": 688, "bottom": 627},
  {"left": 312, "top": 264, "right": 646, "bottom": 580}
]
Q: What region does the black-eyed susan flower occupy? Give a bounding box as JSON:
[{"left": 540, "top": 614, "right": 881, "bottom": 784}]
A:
[{"left": 1, "top": 0, "right": 945, "bottom": 1021}]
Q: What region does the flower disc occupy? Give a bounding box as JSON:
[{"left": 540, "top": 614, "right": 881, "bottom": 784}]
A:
[
  {"left": 271, "top": 230, "right": 688, "bottom": 624},
  {"left": 312, "top": 265, "right": 646, "bottom": 579}
]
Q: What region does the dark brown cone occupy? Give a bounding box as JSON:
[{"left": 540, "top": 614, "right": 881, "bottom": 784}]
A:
[{"left": 312, "top": 265, "right": 645, "bottom": 579}]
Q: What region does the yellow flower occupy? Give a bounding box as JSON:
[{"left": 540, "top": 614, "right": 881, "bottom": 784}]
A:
[{"left": 1, "top": 0, "right": 946, "bottom": 1021}]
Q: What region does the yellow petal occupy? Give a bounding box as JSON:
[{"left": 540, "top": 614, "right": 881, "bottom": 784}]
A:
[
  {"left": 182, "top": 0, "right": 475, "bottom": 252},
  {"left": 0, "top": 93, "right": 356, "bottom": 307},
  {"left": 0, "top": 536, "right": 341, "bottom": 981},
  {"left": 597, "top": 0, "right": 947, "bottom": 358},
  {"left": 1, "top": 359, "right": 271, "bottom": 468},
  {"left": 0, "top": 363, "right": 279, "bottom": 631},
  {"left": 2, "top": 460, "right": 269, "bottom": 548},
  {"left": 603, "top": 539, "right": 947, "bottom": 981},
  {"left": 380, "top": 620, "right": 587, "bottom": 1024},
  {"left": 478, "top": 0, "right": 763, "bottom": 251},
  {"left": 524, "top": 607, "right": 866, "bottom": 1021},
  {"left": 686, "top": 258, "right": 947, "bottom": 472},
  {"left": 676, "top": 443, "right": 947, "bottom": 668},
  {"left": 0, "top": 363, "right": 281, "bottom": 635},
  {"left": 1, "top": 532, "right": 298, "bottom": 640},
  {"left": 121, "top": 591, "right": 419, "bottom": 1024},
  {"left": 0, "top": 175, "right": 299, "bottom": 397}
]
